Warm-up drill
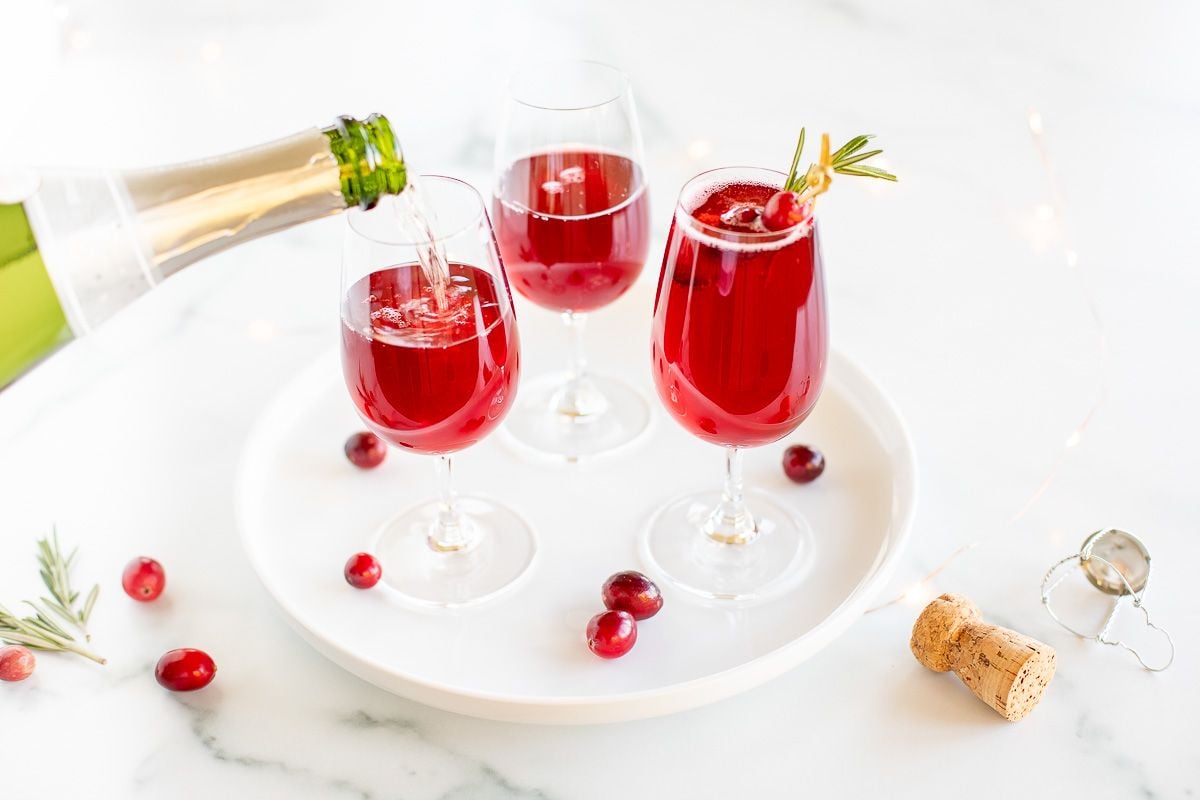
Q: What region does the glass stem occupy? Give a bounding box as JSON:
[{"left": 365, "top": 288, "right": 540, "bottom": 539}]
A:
[
  {"left": 704, "top": 446, "right": 758, "bottom": 545},
  {"left": 564, "top": 310, "right": 588, "bottom": 385},
  {"left": 428, "top": 454, "right": 473, "bottom": 552},
  {"left": 554, "top": 311, "right": 607, "bottom": 419}
]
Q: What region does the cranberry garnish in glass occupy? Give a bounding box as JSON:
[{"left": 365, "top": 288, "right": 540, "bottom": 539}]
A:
[
  {"left": 340, "top": 176, "right": 534, "bottom": 607},
  {"left": 643, "top": 166, "right": 828, "bottom": 602},
  {"left": 493, "top": 60, "right": 652, "bottom": 459}
]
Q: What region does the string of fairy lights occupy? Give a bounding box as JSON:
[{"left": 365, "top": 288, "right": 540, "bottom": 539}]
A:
[{"left": 868, "top": 108, "right": 1110, "bottom": 613}]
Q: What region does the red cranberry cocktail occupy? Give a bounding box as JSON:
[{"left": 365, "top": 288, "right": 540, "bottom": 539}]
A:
[
  {"left": 494, "top": 61, "right": 652, "bottom": 460},
  {"left": 653, "top": 176, "right": 827, "bottom": 447},
  {"left": 643, "top": 166, "right": 829, "bottom": 603},
  {"left": 340, "top": 176, "right": 534, "bottom": 608}
]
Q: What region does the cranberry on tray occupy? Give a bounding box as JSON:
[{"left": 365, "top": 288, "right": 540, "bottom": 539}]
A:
[
  {"left": 601, "top": 571, "right": 663, "bottom": 620},
  {"left": 344, "top": 552, "right": 383, "bottom": 589},
  {"left": 783, "top": 444, "right": 826, "bottom": 484},
  {"left": 344, "top": 431, "right": 387, "bottom": 469},
  {"left": 587, "top": 610, "right": 637, "bottom": 659}
]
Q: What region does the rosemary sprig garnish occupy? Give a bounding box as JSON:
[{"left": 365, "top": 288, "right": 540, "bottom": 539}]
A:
[
  {"left": 783, "top": 127, "right": 897, "bottom": 196},
  {"left": 0, "top": 530, "right": 106, "bottom": 664},
  {"left": 36, "top": 530, "right": 99, "bottom": 640},
  {"left": 784, "top": 128, "right": 806, "bottom": 191}
]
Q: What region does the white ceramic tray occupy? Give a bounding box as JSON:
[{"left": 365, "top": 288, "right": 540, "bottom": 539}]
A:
[{"left": 237, "top": 322, "right": 917, "bottom": 724}]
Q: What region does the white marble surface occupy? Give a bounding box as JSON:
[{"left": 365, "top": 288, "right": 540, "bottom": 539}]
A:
[{"left": 2, "top": 0, "right": 1199, "bottom": 796}]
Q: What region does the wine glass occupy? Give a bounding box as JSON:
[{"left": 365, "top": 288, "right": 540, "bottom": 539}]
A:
[
  {"left": 493, "top": 60, "right": 652, "bottom": 460},
  {"left": 340, "top": 175, "right": 535, "bottom": 607},
  {"left": 643, "top": 166, "right": 828, "bottom": 602}
]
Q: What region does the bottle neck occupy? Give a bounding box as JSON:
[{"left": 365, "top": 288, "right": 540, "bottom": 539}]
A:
[{"left": 323, "top": 114, "right": 407, "bottom": 210}]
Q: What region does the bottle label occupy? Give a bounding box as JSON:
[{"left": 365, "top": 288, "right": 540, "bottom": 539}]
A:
[{"left": 0, "top": 202, "right": 72, "bottom": 387}]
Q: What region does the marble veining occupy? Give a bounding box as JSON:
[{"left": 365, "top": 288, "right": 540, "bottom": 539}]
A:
[{"left": 183, "top": 707, "right": 378, "bottom": 800}]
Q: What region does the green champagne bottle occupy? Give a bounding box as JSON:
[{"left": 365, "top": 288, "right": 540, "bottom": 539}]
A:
[{"left": 0, "top": 114, "right": 405, "bottom": 388}]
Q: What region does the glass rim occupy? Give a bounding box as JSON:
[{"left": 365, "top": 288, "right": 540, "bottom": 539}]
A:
[
  {"left": 675, "top": 165, "right": 813, "bottom": 243},
  {"left": 507, "top": 60, "right": 631, "bottom": 112},
  {"left": 346, "top": 174, "right": 485, "bottom": 247}
]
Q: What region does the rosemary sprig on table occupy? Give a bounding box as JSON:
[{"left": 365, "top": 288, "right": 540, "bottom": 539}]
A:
[
  {"left": 0, "top": 602, "right": 106, "bottom": 664},
  {"left": 36, "top": 530, "right": 100, "bottom": 640},
  {"left": 783, "top": 128, "right": 897, "bottom": 196},
  {"left": 0, "top": 530, "right": 106, "bottom": 664}
]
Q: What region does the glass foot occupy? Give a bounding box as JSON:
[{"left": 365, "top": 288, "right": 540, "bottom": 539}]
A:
[
  {"left": 639, "top": 488, "right": 812, "bottom": 603},
  {"left": 373, "top": 495, "right": 536, "bottom": 608},
  {"left": 504, "top": 372, "right": 650, "bottom": 460}
]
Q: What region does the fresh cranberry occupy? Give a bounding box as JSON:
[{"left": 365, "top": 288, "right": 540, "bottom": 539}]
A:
[
  {"left": 762, "top": 190, "right": 811, "bottom": 231},
  {"left": 0, "top": 646, "right": 35, "bottom": 682},
  {"left": 586, "top": 610, "right": 637, "bottom": 659},
  {"left": 344, "top": 552, "right": 382, "bottom": 589},
  {"left": 601, "top": 571, "right": 663, "bottom": 620},
  {"left": 783, "top": 444, "right": 826, "bottom": 483},
  {"left": 155, "top": 648, "right": 216, "bottom": 692},
  {"left": 122, "top": 557, "right": 166, "bottom": 602},
  {"left": 761, "top": 190, "right": 797, "bottom": 231},
  {"left": 344, "top": 431, "right": 387, "bottom": 469}
]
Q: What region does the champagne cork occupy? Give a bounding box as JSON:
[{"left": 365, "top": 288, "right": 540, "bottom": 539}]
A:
[{"left": 910, "top": 593, "right": 1056, "bottom": 721}]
